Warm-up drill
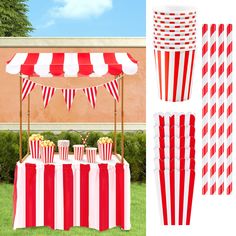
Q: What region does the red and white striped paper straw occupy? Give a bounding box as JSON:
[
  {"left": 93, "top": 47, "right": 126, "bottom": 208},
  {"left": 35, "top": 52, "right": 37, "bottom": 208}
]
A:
[
  {"left": 209, "top": 24, "right": 217, "bottom": 195},
  {"left": 202, "top": 24, "right": 209, "bottom": 195},
  {"left": 217, "top": 24, "right": 225, "bottom": 194},
  {"left": 226, "top": 24, "right": 233, "bottom": 195}
]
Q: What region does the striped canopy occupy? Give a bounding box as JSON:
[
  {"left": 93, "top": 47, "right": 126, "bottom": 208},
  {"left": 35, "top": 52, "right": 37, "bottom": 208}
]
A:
[{"left": 6, "top": 52, "right": 138, "bottom": 77}]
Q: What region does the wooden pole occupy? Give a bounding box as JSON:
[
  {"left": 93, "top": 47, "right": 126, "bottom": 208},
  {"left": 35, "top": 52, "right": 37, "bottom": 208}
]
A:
[
  {"left": 114, "top": 98, "right": 117, "bottom": 154},
  {"left": 19, "top": 75, "right": 23, "bottom": 162},
  {"left": 27, "top": 92, "right": 30, "bottom": 154},
  {"left": 121, "top": 75, "right": 124, "bottom": 163}
]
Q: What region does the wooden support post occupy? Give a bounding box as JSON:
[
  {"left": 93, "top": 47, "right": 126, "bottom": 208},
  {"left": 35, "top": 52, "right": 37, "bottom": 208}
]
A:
[
  {"left": 114, "top": 98, "right": 117, "bottom": 154},
  {"left": 121, "top": 75, "right": 124, "bottom": 163},
  {"left": 27, "top": 92, "right": 30, "bottom": 154},
  {"left": 19, "top": 75, "right": 23, "bottom": 162}
]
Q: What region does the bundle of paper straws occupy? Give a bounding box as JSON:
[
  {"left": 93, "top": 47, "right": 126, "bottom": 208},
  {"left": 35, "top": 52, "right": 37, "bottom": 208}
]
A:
[{"left": 201, "top": 24, "right": 233, "bottom": 195}]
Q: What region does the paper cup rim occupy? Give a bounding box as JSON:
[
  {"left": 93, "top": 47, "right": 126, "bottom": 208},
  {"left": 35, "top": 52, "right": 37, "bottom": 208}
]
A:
[
  {"left": 86, "top": 147, "right": 97, "bottom": 150},
  {"left": 154, "top": 27, "right": 196, "bottom": 33},
  {"left": 153, "top": 36, "right": 196, "bottom": 42},
  {"left": 73, "top": 144, "right": 85, "bottom": 147},
  {"left": 153, "top": 14, "right": 196, "bottom": 20},
  {"left": 153, "top": 31, "right": 196, "bottom": 37},
  {"left": 58, "top": 140, "right": 70, "bottom": 143},
  {"left": 154, "top": 45, "right": 196, "bottom": 51},
  {"left": 153, "top": 22, "right": 196, "bottom": 28},
  {"left": 154, "top": 112, "right": 196, "bottom": 118},
  {"left": 153, "top": 6, "right": 197, "bottom": 14},
  {"left": 154, "top": 40, "right": 196, "bottom": 45},
  {"left": 153, "top": 19, "right": 196, "bottom": 24}
]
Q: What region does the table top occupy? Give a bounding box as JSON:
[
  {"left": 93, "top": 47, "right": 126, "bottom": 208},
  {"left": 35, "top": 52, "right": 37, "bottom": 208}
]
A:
[{"left": 18, "top": 154, "right": 129, "bottom": 167}]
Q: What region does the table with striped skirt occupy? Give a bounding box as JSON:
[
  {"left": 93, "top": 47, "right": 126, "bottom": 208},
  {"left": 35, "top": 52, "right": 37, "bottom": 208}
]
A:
[{"left": 13, "top": 154, "right": 130, "bottom": 231}]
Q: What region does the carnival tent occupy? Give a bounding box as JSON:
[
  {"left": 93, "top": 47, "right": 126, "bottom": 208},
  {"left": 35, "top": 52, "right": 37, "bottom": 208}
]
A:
[{"left": 6, "top": 51, "right": 138, "bottom": 232}]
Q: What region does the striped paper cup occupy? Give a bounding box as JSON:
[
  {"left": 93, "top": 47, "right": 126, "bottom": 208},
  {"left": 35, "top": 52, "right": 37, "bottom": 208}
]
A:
[
  {"left": 73, "top": 144, "right": 84, "bottom": 161},
  {"left": 153, "top": 14, "right": 196, "bottom": 21},
  {"left": 155, "top": 125, "right": 195, "bottom": 138},
  {"left": 58, "top": 140, "right": 70, "bottom": 160},
  {"left": 29, "top": 139, "right": 41, "bottom": 159},
  {"left": 153, "top": 14, "right": 196, "bottom": 22},
  {"left": 40, "top": 146, "right": 55, "bottom": 164},
  {"left": 156, "top": 147, "right": 195, "bottom": 160},
  {"left": 57, "top": 140, "right": 70, "bottom": 147},
  {"left": 153, "top": 35, "right": 196, "bottom": 42},
  {"left": 153, "top": 22, "right": 196, "bottom": 30},
  {"left": 86, "top": 147, "right": 97, "bottom": 163},
  {"left": 98, "top": 142, "right": 113, "bottom": 161},
  {"left": 154, "top": 113, "right": 195, "bottom": 127},
  {"left": 154, "top": 31, "right": 196, "bottom": 37},
  {"left": 154, "top": 42, "right": 196, "bottom": 50},
  {"left": 153, "top": 18, "right": 196, "bottom": 25},
  {"left": 156, "top": 136, "right": 195, "bottom": 148},
  {"left": 155, "top": 158, "right": 195, "bottom": 170},
  {"left": 154, "top": 48, "right": 195, "bottom": 101},
  {"left": 153, "top": 40, "right": 196, "bottom": 46},
  {"left": 153, "top": 6, "right": 196, "bottom": 16},
  {"left": 154, "top": 27, "right": 196, "bottom": 34},
  {"left": 155, "top": 169, "right": 195, "bottom": 225}
]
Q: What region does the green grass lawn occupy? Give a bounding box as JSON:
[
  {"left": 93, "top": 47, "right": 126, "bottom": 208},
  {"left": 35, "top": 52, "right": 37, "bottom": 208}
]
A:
[{"left": 0, "top": 183, "right": 145, "bottom": 236}]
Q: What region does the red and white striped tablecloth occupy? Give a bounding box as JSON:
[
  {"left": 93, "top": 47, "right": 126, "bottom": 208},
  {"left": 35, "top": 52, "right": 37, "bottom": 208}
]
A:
[{"left": 13, "top": 155, "right": 130, "bottom": 231}]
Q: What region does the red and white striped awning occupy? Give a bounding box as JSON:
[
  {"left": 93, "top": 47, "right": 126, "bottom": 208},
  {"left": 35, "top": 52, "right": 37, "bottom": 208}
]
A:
[{"left": 6, "top": 52, "right": 138, "bottom": 77}]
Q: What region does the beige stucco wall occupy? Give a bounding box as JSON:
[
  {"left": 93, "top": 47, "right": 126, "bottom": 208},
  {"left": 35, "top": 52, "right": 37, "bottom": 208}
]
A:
[{"left": 0, "top": 38, "right": 146, "bottom": 130}]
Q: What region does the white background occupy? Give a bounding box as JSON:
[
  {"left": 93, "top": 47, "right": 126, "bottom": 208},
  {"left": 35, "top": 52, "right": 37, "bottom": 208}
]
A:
[{"left": 146, "top": 0, "right": 235, "bottom": 235}]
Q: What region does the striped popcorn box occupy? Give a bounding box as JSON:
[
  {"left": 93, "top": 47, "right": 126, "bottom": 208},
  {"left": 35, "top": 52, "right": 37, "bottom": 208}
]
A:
[
  {"left": 40, "top": 146, "right": 55, "bottom": 164},
  {"left": 98, "top": 143, "right": 113, "bottom": 161},
  {"left": 154, "top": 113, "right": 195, "bottom": 127},
  {"left": 58, "top": 140, "right": 70, "bottom": 160},
  {"left": 157, "top": 136, "right": 195, "bottom": 148},
  {"left": 155, "top": 158, "right": 195, "bottom": 170},
  {"left": 155, "top": 169, "right": 195, "bottom": 225},
  {"left": 156, "top": 147, "right": 195, "bottom": 160},
  {"left": 73, "top": 144, "right": 84, "bottom": 161},
  {"left": 155, "top": 125, "right": 195, "bottom": 138},
  {"left": 154, "top": 48, "right": 196, "bottom": 101},
  {"left": 29, "top": 140, "right": 41, "bottom": 159},
  {"left": 86, "top": 147, "right": 97, "bottom": 163}
]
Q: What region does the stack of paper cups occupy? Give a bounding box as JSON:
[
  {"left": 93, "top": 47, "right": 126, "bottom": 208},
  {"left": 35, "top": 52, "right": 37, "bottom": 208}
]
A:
[
  {"left": 58, "top": 140, "right": 70, "bottom": 160},
  {"left": 73, "top": 144, "right": 85, "bottom": 161},
  {"left": 41, "top": 146, "right": 55, "bottom": 164},
  {"left": 86, "top": 147, "right": 97, "bottom": 163},
  {"left": 154, "top": 113, "right": 196, "bottom": 225},
  {"left": 153, "top": 6, "right": 197, "bottom": 101}
]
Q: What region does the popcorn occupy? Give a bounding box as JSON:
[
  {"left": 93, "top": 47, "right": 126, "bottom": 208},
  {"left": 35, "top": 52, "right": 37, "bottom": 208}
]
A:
[
  {"left": 97, "top": 137, "right": 113, "bottom": 144},
  {"left": 40, "top": 140, "right": 55, "bottom": 147},
  {"left": 29, "top": 133, "right": 44, "bottom": 141}
]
